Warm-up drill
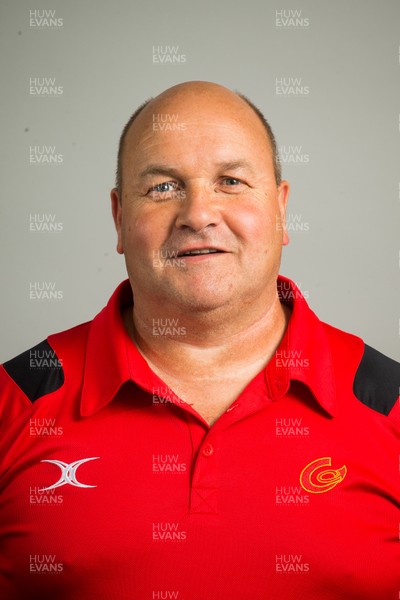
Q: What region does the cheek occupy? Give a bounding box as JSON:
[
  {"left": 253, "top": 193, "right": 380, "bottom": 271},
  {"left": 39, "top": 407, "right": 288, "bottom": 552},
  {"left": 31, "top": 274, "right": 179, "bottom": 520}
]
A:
[
  {"left": 122, "top": 206, "right": 171, "bottom": 257},
  {"left": 227, "top": 200, "right": 280, "bottom": 246},
  {"left": 125, "top": 218, "right": 148, "bottom": 249}
]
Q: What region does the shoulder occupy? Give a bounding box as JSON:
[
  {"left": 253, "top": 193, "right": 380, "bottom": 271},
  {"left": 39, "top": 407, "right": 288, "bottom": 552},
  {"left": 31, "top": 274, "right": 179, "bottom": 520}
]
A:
[
  {"left": 2, "top": 338, "right": 63, "bottom": 402},
  {"left": 1, "top": 320, "right": 90, "bottom": 404},
  {"left": 322, "top": 322, "right": 400, "bottom": 419},
  {"left": 352, "top": 344, "right": 400, "bottom": 417}
]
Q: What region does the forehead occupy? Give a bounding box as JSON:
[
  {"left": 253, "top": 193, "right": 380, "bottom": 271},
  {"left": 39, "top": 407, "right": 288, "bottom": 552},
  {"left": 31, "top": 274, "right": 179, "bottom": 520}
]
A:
[{"left": 123, "top": 94, "right": 273, "bottom": 175}]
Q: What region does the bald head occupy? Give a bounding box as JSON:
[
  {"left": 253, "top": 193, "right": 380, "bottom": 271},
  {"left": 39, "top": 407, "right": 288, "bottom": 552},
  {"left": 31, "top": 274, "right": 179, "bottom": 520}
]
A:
[{"left": 115, "top": 81, "right": 281, "bottom": 197}]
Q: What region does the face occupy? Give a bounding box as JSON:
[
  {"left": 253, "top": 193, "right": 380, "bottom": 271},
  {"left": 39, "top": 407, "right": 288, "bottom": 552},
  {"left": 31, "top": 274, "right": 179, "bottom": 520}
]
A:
[{"left": 111, "top": 87, "right": 290, "bottom": 314}]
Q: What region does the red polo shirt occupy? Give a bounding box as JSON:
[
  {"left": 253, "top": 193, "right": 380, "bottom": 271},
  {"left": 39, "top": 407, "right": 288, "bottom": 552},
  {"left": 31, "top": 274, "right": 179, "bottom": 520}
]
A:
[{"left": 0, "top": 276, "right": 399, "bottom": 599}]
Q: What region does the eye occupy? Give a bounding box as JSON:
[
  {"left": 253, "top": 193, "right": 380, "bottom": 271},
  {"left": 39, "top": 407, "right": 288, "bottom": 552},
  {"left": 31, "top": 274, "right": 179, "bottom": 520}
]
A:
[
  {"left": 149, "top": 181, "right": 179, "bottom": 194},
  {"left": 147, "top": 180, "right": 183, "bottom": 201},
  {"left": 221, "top": 177, "right": 242, "bottom": 186},
  {"left": 217, "top": 176, "right": 247, "bottom": 193}
]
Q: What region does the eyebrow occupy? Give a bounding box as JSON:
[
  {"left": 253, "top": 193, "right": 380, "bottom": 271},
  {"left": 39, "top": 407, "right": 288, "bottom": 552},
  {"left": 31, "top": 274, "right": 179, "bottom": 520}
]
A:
[
  {"left": 215, "top": 160, "right": 256, "bottom": 175},
  {"left": 139, "top": 164, "right": 181, "bottom": 179},
  {"left": 138, "top": 160, "right": 256, "bottom": 179}
]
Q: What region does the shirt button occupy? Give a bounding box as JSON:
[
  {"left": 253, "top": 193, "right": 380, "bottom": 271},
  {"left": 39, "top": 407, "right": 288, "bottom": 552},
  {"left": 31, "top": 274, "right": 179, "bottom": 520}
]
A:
[{"left": 202, "top": 443, "right": 214, "bottom": 457}]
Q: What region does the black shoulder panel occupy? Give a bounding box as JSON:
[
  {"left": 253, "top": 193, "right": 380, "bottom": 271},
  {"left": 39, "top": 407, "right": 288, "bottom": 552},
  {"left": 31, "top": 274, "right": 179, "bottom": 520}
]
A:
[
  {"left": 3, "top": 339, "right": 64, "bottom": 403},
  {"left": 353, "top": 344, "right": 400, "bottom": 415}
]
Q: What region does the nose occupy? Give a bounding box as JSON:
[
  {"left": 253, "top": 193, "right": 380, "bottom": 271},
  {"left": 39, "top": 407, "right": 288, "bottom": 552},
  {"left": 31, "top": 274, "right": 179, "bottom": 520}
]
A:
[{"left": 174, "top": 183, "right": 222, "bottom": 232}]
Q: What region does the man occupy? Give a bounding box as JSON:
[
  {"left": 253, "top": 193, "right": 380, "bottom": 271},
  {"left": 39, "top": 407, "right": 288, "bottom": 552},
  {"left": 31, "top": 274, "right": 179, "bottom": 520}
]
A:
[{"left": 0, "top": 81, "right": 399, "bottom": 599}]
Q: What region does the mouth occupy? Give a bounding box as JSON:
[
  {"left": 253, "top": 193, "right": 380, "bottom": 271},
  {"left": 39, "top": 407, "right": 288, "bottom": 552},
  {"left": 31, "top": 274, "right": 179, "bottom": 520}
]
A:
[{"left": 177, "top": 247, "right": 226, "bottom": 257}]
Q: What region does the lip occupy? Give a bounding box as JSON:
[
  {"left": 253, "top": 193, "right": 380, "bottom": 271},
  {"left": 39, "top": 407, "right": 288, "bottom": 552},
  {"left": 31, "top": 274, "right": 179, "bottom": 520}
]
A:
[{"left": 176, "top": 246, "right": 228, "bottom": 257}]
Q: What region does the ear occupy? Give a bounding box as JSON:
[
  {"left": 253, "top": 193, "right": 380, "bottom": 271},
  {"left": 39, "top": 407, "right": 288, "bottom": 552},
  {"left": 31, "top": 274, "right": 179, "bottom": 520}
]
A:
[
  {"left": 110, "top": 188, "right": 124, "bottom": 254},
  {"left": 277, "top": 180, "right": 290, "bottom": 246}
]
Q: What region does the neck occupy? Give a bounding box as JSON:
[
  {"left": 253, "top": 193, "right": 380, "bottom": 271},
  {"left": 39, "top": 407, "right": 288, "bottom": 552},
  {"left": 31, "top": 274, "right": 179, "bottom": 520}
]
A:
[{"left": 123, "top": 291, "right": 291, "bottom": 381}]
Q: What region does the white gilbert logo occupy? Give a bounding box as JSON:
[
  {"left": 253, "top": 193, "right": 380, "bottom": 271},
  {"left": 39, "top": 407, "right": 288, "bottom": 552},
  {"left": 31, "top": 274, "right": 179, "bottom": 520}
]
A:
[{"left": 40, "top": 457, "right": 100, "bottom": 491}]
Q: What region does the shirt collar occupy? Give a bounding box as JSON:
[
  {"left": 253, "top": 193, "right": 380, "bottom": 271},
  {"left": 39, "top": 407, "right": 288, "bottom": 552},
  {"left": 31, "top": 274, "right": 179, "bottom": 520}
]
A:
[
  {"left": 80, "top": 277, "right": 336, "bottom": 418},
  {"left": 265, "top": 275, "right": 336, "bottom": 417},
  {"left": 80, "top": 280, "right": 163, "bottom": 417}
]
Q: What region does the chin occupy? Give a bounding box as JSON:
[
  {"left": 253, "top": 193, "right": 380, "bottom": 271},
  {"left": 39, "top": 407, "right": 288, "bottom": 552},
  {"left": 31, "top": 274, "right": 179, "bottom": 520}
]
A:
[{"left": 172, "top": 289, "right": 233, "bottom": 313}]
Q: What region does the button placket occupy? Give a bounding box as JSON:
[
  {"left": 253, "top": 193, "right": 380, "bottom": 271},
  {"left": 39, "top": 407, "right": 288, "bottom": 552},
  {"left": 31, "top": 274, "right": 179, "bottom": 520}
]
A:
[
  {"left": 190, "top": 437, "right": 218, "bottom": 514},
  {"left": 202, "top": 443, "right": 214, "bottom": 457}
]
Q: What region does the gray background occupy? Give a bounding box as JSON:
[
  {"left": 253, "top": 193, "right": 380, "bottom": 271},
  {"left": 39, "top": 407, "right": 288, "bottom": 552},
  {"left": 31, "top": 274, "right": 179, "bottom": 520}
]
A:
[{"left": 0, "top": 0, "right": 399, "bottom": 362}]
